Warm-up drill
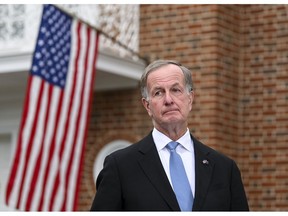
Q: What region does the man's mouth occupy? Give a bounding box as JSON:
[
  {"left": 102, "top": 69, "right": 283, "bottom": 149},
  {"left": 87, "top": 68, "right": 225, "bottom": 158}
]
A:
[{"left": 163, "top": 109, "right": 179, "bottom": 115}]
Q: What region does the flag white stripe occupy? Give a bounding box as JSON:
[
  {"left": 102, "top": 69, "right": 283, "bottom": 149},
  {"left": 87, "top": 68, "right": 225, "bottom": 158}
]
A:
[
  {"left": 68, "top": 22, "right": 90, "bottom": 209},
  {"left": 31, "top": 86, "right": 61, "bottom": 211},
  {"left": 20, "top": 80, "right": 49, "bottom": 210},
  {"left": 42, "top": 87, "right": 63, "bottom": 211},
  {"left": 68, "top": 26, "right": 97, "bottom": 209},
  {"left": 40, "top": 87, "right": 60, "bottom": 211},
  {"left": 67, "top": 24, "right": 94, "bottom": 209},
  {"left": 8, "top": 77, "right": 42, "bottom": 208},
  {"left": 65, "top": 22, "right": 85, "bottom": 210},
  {"left": 59, "top": 21, "right": 86, "bottom": 210}
]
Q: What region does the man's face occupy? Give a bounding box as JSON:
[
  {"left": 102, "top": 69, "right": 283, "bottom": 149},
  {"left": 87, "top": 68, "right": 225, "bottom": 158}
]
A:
[{"left": 142, "top": 64, "right": 194, "bottom": 132}]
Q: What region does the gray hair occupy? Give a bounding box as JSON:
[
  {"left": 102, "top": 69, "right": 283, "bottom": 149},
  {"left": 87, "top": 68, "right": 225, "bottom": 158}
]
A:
[{"left": 140, "top": 59, "right": 194, "bottom": 99}]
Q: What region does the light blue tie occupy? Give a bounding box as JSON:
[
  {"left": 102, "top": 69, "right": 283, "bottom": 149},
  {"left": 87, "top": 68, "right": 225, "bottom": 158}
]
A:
[{"left": 167, "top": 141, "right": 193, "bottom": 211}]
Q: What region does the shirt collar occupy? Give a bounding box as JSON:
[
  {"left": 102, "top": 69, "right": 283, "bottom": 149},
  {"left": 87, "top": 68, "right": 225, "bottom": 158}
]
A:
[{"left": 152, "top": 128, "right": 193, "bottom": 152}]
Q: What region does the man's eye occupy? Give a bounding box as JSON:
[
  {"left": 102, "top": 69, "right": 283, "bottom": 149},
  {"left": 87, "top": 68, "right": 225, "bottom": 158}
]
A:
[
  {"left": 155, "top": 91, "right": 162, "bottom": 96},
  {"left": 172, "top": 88, "right": 181, "bottom": 93}
]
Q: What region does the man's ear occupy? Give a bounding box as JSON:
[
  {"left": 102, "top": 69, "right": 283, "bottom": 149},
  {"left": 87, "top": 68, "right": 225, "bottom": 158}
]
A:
[
  {"left": 142, "top": 98, "right": 149, "bottom": 110},
  {"left": 142, "top": 98, "right": 152, "bottom": 116},
  {"left": 188, "top": 91, "right": 194, "bottom": 110}
]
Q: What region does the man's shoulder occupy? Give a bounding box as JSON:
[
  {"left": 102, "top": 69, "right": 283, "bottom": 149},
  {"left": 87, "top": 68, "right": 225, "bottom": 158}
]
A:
[
  {"left": 108, "top": 132, "right": 154, "bottom": 158},
  {"left": 191, "top": 134, "right": 235, "bottom": 164}
]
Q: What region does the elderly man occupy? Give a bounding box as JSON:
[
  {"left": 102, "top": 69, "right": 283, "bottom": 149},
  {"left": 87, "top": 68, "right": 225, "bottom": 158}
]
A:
[{"left": 90, "top": 59, "right": 249, "bottom": 211}]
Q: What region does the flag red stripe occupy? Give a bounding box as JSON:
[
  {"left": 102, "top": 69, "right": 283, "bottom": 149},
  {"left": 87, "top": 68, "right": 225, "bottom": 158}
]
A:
[
  {"left": 5, "top": 75, "right": 33, "bottom": 204},
  {"left": 24, "top": 84, "right": 53, "bottom": 210},
  {"left": 61, "top": 25, "right": 91, "bottom": 211},
  {"left": 73, "top": 31, "right": 100, "bottom": 210},
  {"left": 49, "top": 21, "right": 82, "bottom": 210},
  {"left": 45, "top": 91, "right": 64, "bottom": 211},
  {"left": 39, "top": 89, "right": 64, "bottom": 211},
  {"left": 37, "top": 88, "right": 63, "bottom": 210},
  {"left": 16, "top": 79, "right": 45, "bottom": 209}
]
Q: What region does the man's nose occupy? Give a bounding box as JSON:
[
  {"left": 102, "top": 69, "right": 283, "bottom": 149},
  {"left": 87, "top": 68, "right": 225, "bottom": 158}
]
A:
[{"left": 164, "top": 92, "right": 174, "bottom": 105}]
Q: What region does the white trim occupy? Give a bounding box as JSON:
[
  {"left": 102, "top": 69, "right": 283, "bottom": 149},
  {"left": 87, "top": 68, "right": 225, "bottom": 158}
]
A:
[
  {"left": 0, "top": 50, "right": 146, "bottom": 80},
  {"left": 0, "top": 53, "right": 33, "bottom": 74},
  {"left": 97, "top": 50, "right": 145, "bottom": 80}
]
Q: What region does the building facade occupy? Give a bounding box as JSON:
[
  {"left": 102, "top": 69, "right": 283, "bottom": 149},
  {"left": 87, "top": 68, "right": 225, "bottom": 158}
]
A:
[
  {"left": 0, "top": 4, "right": 287, "bottom": 211},
  {"left": 82, "top": 5, "right": 288, "bottom": 211}
]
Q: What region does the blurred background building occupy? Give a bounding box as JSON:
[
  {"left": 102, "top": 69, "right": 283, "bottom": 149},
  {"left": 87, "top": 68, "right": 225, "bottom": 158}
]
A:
[{"left": 0, "top": 4, "right": 287, "bottom": 211}]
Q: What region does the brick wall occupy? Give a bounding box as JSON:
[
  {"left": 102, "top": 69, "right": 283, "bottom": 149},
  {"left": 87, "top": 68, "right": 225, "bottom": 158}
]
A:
[
  {"left": 239, "top": 5, "right": 288, "bottom": 210},
  {"left": 79, "top": 4, "right": 288, "bottom": 211}
]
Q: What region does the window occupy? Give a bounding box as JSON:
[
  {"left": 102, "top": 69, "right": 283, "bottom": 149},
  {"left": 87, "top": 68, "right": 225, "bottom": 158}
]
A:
[
  {"left": 0, "top": 133, "right": 15, "bottom": 211},
  {"left": 93, "top": 140, "right": 131, "bottom": 182}
]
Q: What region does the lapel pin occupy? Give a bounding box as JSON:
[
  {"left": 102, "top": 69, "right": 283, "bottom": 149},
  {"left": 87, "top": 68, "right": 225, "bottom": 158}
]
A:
[{"left": 202, "top": 159, "right": 209, "bottom": 165}]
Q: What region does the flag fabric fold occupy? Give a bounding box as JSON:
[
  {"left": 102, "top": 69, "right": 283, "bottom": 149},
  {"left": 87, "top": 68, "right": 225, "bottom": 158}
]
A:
[{"left": 5, "top": 4, "right": 99, "bottom": 211}]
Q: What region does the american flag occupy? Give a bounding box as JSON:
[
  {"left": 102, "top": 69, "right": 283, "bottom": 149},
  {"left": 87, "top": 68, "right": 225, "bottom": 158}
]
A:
[{"left": 5, "top": 4, "right": 99, "bottom": 211}]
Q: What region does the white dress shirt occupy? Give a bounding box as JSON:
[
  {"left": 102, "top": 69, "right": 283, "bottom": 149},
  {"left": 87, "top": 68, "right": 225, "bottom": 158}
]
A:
[{"left": 152, "top": 128, "right": 195, "bottom": 197}]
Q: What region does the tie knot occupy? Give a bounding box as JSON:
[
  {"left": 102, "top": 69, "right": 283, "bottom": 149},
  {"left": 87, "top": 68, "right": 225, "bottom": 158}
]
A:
[{"left": 167, "top": 141, "right": 179, "bottom": 151}]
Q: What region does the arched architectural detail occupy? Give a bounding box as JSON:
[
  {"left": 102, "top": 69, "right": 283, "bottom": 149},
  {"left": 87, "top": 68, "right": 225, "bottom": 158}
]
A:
[{"left": 84, "top": 132, "right": 139, "bottom": 197}]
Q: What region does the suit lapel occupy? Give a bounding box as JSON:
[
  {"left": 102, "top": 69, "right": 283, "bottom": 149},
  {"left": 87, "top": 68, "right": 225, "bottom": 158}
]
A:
[
  {"left": 137, "top": 133, "right": 180, "bottom": 211},
  {"left": 192, "top": 137, "right": 215, "bottom": 211}
]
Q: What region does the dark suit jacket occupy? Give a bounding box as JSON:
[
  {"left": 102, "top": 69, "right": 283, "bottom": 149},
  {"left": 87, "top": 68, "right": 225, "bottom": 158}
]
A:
[{"left": 90, "top": 132, "right": 249, "bottom": 211}]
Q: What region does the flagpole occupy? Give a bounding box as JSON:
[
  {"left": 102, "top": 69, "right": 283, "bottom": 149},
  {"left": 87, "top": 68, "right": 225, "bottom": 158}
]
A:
[{"left": 54, "top": 4, "right": 149, "bottom": 64}]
